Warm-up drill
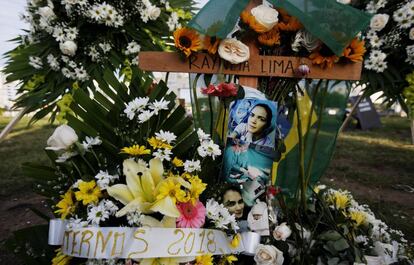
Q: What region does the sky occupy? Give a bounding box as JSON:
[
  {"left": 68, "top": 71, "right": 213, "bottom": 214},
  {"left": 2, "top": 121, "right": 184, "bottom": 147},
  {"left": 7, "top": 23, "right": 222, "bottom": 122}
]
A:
[{"left": 0, "top": 0, "right": 208, "bottom": 67}]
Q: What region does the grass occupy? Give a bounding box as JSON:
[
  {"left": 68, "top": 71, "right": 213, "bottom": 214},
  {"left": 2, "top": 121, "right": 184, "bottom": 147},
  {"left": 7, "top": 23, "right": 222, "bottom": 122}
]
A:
[
  {"left": 0, "top": 116, "right": 55, "bottom": 197},
  {"left": 325, "top": 116, "right": 414, "bottom": 241}
]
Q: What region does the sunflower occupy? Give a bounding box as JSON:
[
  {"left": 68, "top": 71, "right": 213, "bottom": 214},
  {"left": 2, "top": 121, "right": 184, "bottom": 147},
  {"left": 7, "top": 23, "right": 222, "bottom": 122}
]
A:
[
  {"left": 309, "top": 45, "right": 340, "bottom": 69},
  {"left": 258, "top": 28, "right": 281, "bottom": 46},
  {"left": 240, "top": 10, "right": 268, "bottom": 33},
  {"left": 204, "top": 35, "right": 220, "bottom": 54},
  {"left": 174, "top": 27, "right": 202, "bottom": 57},
  {"left": 343, "top": 38, "right": 366, "bottom": 62},
  {"left": 277, "top": 8, "right": 303, "bottom": 31}
]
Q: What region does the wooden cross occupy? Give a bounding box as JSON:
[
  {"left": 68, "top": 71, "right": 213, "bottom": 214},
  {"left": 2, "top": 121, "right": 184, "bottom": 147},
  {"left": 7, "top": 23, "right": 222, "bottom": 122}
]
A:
[{"left": 138, "top": 0, "right": 362, "bottom": 87}]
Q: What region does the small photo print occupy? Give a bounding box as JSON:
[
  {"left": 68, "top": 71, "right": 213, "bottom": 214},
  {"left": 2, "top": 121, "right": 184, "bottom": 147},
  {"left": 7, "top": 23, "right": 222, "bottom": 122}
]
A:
[{"left": 228, "top": 99, "right": 278, "bottom": 148}]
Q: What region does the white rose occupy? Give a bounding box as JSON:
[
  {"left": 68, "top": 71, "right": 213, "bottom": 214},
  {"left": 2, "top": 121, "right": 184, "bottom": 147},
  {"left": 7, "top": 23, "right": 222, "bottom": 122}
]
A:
[
  {"left": 60, "top": 40, "right": 77, "bottom": 56},
  {"left": 251, "top": 5, "right": 279, "bottom": 31},
  {"left": 273, "top": 222, "right": 292, "bottom": 241},
  {"left": 370, "top": 14, "right": 389, "bottom": 31},
  {"left": 38, "top": 6, "right": 55, "bottom": 19},
  {"left": 148, "top": 5, "right": 161, "bottom": 20},
  {"left": 336, "top": 0, "right": 351, "bottom": 4},
  {"left": 254, "top": 244, "right": 284, "bottom": 265},
  {"left": 218, "top": 39, "right": 250, "bottom": 64},
  {"left": 46, "top": 125, "right": 78, "bottom": 151},
  {"left": 409, "top": 28, "right": 414, "bottom": 40}
]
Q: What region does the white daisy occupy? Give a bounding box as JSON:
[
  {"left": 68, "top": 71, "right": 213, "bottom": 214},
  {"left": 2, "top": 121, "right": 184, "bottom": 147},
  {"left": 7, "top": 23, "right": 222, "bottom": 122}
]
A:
[
  {"left": 126, "top": 211, "right": 142, "bottom": 226},
  {"left": 29, "top": 56, "right": 43, "bottom": 69},
  {"left": 138, "top": 110, "right": 154, "bottom": 123},
  {"left": 64, "top": 27, "right": 78, "bottom": 40},
  {"left": 81, "top": 136, "right": 102, "bottom": 151},
  {"left": 47, "top": 54, "right": 60, "bottom": 71},
  {"left": 153, "top": 148, "right": 172, "bottom": 161},
  {"left": 102, "top": 199, "right": 118, "bottom": 216},
  {"left": 74, "top": 66, "right": 89, "bottom": 81},
  {"left": 98, "top": 42, "right": 111, "bottom": 53},
  {"left": 149, "top": 98, "right": 170, "bottom": 115},
  {"left": 88, "top": 46, "right": 100, "bottom": 61},
  {"left": 183, "top": 159, "right": 201, "bottom": 173},
  {"left": 53, "top": 27, "right": 65, "bottom": 42},
  {"left": 197, "top": 140, "right": 221, "bottom": 160},
  {"left": 94, "top": 170, "right": 119, "bottom": 190},
  {"left": 197, "top": 128, "right": 210, "bottom": 142},
  {"left": 155, "top": 130, "right": 177, "bottom": 144},
  {"left": 125, "top": 41, "right": 141, "bottom": 55},
  {"left": 87, "top": 204, "right": 109, "bottom": 226},
  {"left": 61, "top": 67, "right": 74, "bottom": 79}
]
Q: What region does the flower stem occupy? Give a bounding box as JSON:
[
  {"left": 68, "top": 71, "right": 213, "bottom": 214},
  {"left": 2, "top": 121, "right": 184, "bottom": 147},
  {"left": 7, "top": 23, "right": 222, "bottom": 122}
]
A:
[
  {"left": 208, "top": 95, "right": 214, "bottom": 136},
  {"left": 295, "top": 89, "right": 307, "bottom": 210},
  {"left": 191, "top": 74, "right": 203, "bottom": 129}
]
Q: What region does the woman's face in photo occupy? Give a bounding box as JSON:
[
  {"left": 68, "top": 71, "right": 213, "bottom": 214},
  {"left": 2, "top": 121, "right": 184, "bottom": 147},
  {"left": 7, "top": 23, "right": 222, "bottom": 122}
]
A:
[
  {"left": 247, "top": 106, "right": 268, "bottom": 135},
  {"left": 223, "top": 190, "right": 245, "bottom": 219}
]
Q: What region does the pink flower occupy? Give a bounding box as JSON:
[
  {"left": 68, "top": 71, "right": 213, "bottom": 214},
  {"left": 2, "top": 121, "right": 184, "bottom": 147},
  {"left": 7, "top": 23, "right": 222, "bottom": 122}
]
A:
[
  {"left": 176, "top": 200, "right": 206, "bottom": 228},
  {"left": 201, "top": 82, "right": 238, "bottom": 97}
]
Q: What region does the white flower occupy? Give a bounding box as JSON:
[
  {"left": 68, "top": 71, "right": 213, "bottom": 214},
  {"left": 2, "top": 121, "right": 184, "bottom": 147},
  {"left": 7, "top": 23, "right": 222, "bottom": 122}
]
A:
[
  {"left": 183, "top": 159, "right": 201, "bottom": 173},
  {"left": 336, "top": 0, "right": 351, "bottom": 5},
  {"left": 197, "top": 140, "right": 221, "bottom": 160},
  {"left": 147, "top": 5, "right": 161, "bottom": 20},
  {"left": 98, "top": 42, "right": 111, "bottom": 53},
  {"left": 250, "top": 4, "right": 279, "bottom": 31},
  {"left": 126, "top": 211, "right": 142, "bottom": 226},
  {"left": 56, "top": 151, "right": 78, "bottom": 163},
  {"left": 197, "top": 128, "right": 210, "bottom": 142},
  {"left": 87, "top": 203, "right": 109, "bottom": 225},
  {"left": 410, "top": 28, "right": 414, "bottom": 40},
  {"left": 138, "top": 110, "right": 154, "bottom": 123},
  {"left": 102, "top": 199, "right": 118, "bottom": 215},
  {"left": 167, "top": 12, "right": 180, "bottom": 31},
  {"left": 153, "top": 148, "right": 172, "bottom": 161},
  {"left": 68, "top": 60, "right": 77, "bottom": 68},
  {"left": 47, "top": 54, "right": 60, "bottom": 71},
  {"left": 61, "top": 67, "right": 74, "bottom": 79},
  {"left": 294, "top": 223, "right": 311, "bottom": 242},
  {"left": 125, "top": 41, "right": 141, "bottom": 55},
  {"left": 206, "top": 199, "right": 220, "bottom": 219},
  {"left": 273, "top": 222, "right": 292, "bottom": 241},
  {"left": 64, "top": 27, "right": 78, "bottom": 41},
  {"left": 218, "top": 38, "right": 250, "bottom": 64},
  {"left": 66, "top": 216, "right": 88, "bottom": 229},
  {"left": 29, "top": 56, "right": 43, "bottom": 69},
  {"left": 74, "top": 66, "right": 89, "bottom": 81},
  {"left": 149, "top": 98, "right": 170, "bottom": 114},
  {"left": 291, "top": 29, "right": 321, "bottom": 52},
  {"left": 155, "top": 130, "right": 177, "bottom": 144},
  {"left": 81, "top": 136, "right": 102, "bottom": 150},
  {"left": 95, "top": 170, "right": 119, "bottom": 190},
  {"left": 72, "top": 179, "right": 82, "bottom": 189},
  {"left": 355, "top": 235, "right": 368, "bottom": 245},
  {"left": 369, "top": 36, "right": 384, "bottom": 48},
  {"left": 254, "top": 244, "right": 284, "bottom": 265},
  {"left": 124, "top": 97, "right": 149, "bottom": 119},
  {"left": 37, "top": 6, "right": 55, "bottom": 20},
  {"left": 370, "top": 14, "right": 389, "bottom": 31},
  {"left": 60, "top": 40, "right": 77, "bottom": 56},
  {"left": 46, "top": 124, "right": 78, "bottom": 151},
  {"left": 88, "top": 46, "right": 100, "bottom": 61}
]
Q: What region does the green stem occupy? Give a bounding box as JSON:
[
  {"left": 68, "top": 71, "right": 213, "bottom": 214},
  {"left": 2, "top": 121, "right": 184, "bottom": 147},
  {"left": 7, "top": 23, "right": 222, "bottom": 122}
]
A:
[
  {"left": 305, "top": 80, "right": 329, "bottom": 187},
  {"left": 165, "top": 72, "right": 170, "bottom": 85},
  {"left": 208, "top": 95, "right": 214, "bottom": 137},
  {"left": 303, "top": 79, "right": 322, "bottom": 149},
  {"left": 192, "top": 74, "right": 203, "bottom": 129},
  {"left": 295, "top": 90, "right": 307, "bottom": 210},
  {"left": 90, "top": 149, "right": 101, "bottom": 168}
]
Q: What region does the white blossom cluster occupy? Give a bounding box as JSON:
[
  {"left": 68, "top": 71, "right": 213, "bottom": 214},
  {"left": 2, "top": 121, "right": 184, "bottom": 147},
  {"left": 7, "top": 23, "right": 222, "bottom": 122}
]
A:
[
  {"left": 196, "top": 129, "right": 221, "bottom": 160},
  {"left": 138, "top": 0, "right": 161, "bottom": 23},
  {"left": 123, "top": 97, "right": 170, "bottom": 123},
  {"left": 81, "top": 136, "right": 102, "bottom": 151},
  {"left": 365, "top": 0, "right": 387, "bottom": 14},
  {"left": 87, "top": 199, "right": 119, "bottom": 226},
  {"left": 85, "top": 259, "right": 124, "bottom": 265},
  {"left": 205, "top": 199, "right": 239, "bottom": 232},
  {"left": 88, "top": 3, "right": 124, "bottom": 28},
  {"left": 393, "top": 1, "right": 414, "bottom": 29},
  {"left": 183, "top": 159, "right": 201, "bottom": 173},
  {"left": 94, "top": 170, "right": 119, "bottom": 190},
  {"left": 364, "top": 49, "right": 388, "bottom": 72},
  {"left": 152, "top": 130, "right": 177, "bottom": 161},
  {"left": 167, "top": 12, "right": 180, "bottom": 31},
  {"left": 87, "top": 42, "right": 112, "bottom": 62},
  {"left": 126, "top": 210, "right": 143, "bottom": 226}
]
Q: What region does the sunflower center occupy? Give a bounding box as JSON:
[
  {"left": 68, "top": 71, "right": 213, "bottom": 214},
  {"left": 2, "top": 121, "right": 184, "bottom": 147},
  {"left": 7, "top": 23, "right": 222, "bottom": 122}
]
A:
[
  {"left": 319, "top": 45, "right": 335, "bottom": 57},
  {"left": 179, "top": 36, "right": 192, "bottom": 48}
]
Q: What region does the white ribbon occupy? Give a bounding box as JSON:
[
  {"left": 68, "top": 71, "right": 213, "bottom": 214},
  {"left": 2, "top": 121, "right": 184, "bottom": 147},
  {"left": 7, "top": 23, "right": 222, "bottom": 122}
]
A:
[{"left": 48, "top": 219, "right": 260, "bottom": 259}]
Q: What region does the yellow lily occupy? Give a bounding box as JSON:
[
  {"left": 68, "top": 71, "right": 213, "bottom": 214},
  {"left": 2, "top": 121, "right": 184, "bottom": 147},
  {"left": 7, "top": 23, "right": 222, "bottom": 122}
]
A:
[{"left": 107, "top": 158, "right": 181, "bottom": 217}]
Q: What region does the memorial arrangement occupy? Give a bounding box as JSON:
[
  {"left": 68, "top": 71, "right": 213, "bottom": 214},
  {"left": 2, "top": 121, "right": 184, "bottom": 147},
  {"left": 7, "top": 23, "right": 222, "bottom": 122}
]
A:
[{"left": 2, "top": 0, "right": 414, "bottom": 264}]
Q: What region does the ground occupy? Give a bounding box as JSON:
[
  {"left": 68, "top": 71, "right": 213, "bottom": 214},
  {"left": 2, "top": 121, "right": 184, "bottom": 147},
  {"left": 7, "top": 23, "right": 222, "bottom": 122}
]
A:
[{"left": 0, "top": 115, "right": 413, "bottom": 262}]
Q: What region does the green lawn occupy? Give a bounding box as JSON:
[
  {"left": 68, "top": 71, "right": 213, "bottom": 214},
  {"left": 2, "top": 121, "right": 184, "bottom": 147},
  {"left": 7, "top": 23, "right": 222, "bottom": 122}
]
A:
[{"left": 0, "top": 116, "right": 55, "bottom": 197}]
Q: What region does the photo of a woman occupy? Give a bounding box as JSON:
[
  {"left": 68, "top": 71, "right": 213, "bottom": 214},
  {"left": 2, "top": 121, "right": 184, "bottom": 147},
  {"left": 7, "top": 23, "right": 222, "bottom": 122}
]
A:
[{"left": 228, "top": 99, "right": 277, "bottom": 148}]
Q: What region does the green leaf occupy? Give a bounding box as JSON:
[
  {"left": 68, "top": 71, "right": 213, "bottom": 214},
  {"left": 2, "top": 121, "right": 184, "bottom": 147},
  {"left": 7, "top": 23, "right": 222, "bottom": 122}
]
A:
[
  {"left": 319, "top": 230, "right": 342, "bottom": 241},
  {"left": 333, "top": 238, "right": 349, "bottom": 251}
]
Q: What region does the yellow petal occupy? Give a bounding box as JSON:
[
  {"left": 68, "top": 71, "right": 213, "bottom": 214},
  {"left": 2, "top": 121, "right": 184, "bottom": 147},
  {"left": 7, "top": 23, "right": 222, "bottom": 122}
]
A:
[
  {"left": 161, "top": 216, "right": 177, "bottom": 228},
  {"left": 107, "top": 184, "right": 134, "bottom": 205},
  {"left": 123, "top": 160, "right": 144, "bottom": 197},
  {"left": 151, "top": 196, "right": 180, "bottom": 218},
  {"left": 149, "top": 158, "right": 164, "bottom": 186},
  {"left": 115, "top": 199, "right": 151, "bottom": 217},
  {"left": 141, "top": 171, "right": 156, "bottom": 202},
  {"left": 141, "top": 215, "right": 163, "bottom": 227}
]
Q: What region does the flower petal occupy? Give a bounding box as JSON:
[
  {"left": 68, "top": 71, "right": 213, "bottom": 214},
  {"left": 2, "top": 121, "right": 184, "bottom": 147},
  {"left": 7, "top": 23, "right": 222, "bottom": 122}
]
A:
[
  {"left": 107, "top": 184, "right": 134, "bottom": 205},
  {"left": 151, "top": 197, "right": 180, "bottom": 218},
  {"left": 149, "top": 158, "right": 164, "bottom": 186},
  {"left": 141, "top": 171, "right": 156, "bottom": 202}
]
